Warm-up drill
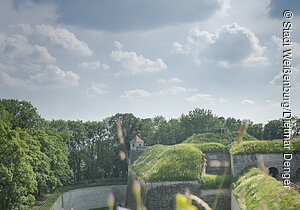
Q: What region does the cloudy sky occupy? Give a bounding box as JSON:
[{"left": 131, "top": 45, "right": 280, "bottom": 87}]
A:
[{"left": 0, "top": 0, "right": 300, "bottom": 123}]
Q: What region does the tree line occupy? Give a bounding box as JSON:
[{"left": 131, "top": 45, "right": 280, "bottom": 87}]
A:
[{"left": 0, "top": 98, "right": 299, "bottom": 208}]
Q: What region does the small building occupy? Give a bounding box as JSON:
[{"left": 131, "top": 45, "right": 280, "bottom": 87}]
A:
[
  {"left": 130, "top": 135, "right": 144, "bottom": 151},
  {"left": 129, "top": 136, "right": 148, "bottom": 163}
]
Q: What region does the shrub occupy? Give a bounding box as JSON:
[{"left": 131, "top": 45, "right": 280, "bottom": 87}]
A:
[{"left": 232, "top": 167, "right": 300, "bottom": 209}]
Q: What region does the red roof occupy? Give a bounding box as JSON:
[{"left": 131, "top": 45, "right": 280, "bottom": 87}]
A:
[{"left": 130, "top": 135, "right": 144, "bottom": 143}]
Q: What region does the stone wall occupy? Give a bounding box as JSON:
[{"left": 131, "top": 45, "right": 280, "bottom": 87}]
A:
[
  {"left": 231, "top": 191, "right": 241, "bottom": 210},
  {"left": 125, "top": 167, "right": 147, "bottom": 210},
  {"left": 145, "top": 181, "right": 231, "bottom": 210},
  {"left": 50, "top": 195, "right": 62, "bottom": 210},
  {"left": 62, "top": 185, "right": 126, "bottom": 210},
  {"left": 49, "top": 185, "right": 127, "bottom": 210},
  {"left": 205, "top": 152, "right": 231, "bottom": 175},
  {"left": 129, "top": 150, "right": 146, "bottom": 163},
  {"left": 231, "top": 153, "right": 300, "bottom": 177}
]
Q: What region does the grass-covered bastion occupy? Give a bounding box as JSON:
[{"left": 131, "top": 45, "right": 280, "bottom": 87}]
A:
[{"left": 127, "top": 134, "right": 300, "bottom": 210}]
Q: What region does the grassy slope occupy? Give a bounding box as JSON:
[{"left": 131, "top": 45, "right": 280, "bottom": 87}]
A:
[
  {"left": 132, "top": 144, "right": 204, "bottom": 181},
  {"left": 183, "top": 132, "right": 256, "bottom": 145},
  {"left": 182, "top": 142, "right": 226, "bottom": 153},
  {"left": 230, "top": 139, "right": 300, "bottom": 155},
  {"left": 232, "top": 167, "right": 300, "bottom": 209},
  {"left": 199, "top": 174, "right": 232, "bottom": 189}
]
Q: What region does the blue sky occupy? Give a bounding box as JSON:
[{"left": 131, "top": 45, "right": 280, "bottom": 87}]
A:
[{"left": 0, "top": 0, "right": 299, "bottom": 123}]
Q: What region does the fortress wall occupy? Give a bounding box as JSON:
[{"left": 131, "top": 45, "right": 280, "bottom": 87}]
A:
[
  {"left": 231, "top": 153, "right": 300, "bottom": 177},
  {"left": 205, "top": 152, "right": 231, "bottom": 175},
  {"left": 49, "top": 185, "right": 127, "bottom": 210},
  {"left": 50, "top": 185, "right": 127, "bottom": 210},
  {"left": 129, "top": 150, "right": 145, "bottom": 163},
  {"left": 145, "top": 181, "right": 231, "bottom": 210},
  {"left": 231, "top": 191, "right": 241, "bottom": 210},
  {"left": 125, "top": 167, "right": 147, "bottom": 210},
  {"left": 50, "top": 195, "right": 62, "bottom": 210}
]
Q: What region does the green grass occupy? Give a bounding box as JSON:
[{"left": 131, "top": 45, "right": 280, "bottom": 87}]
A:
[
  {"left": 39, "top": 192, "right": 62, "bottom": 210},
  {"left": 198, "top": 174, "right": 232, "bottom": 189},
  {"left": 230, "top": 139, "right": 300, "bottom": 155},
  {"left": 183, "top": 132, "right": 256, "bottom": 145},
  {"left": 232, "top": 167, "right": 300, "bottom": 209},
  {"left": 183, "top": 142, "right": 226, "bottom": 153},
  {"left": 132, "top": 144, "right": 204, "bottom": 181}
]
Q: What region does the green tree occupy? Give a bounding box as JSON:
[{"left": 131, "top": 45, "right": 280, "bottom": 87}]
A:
[
  {"left": 179, "top": 108, "right": 221, "bottom": 140},
  {"left": 0, "top": 120, "right": 37, "bottom": 209},
  {"left": 67, "top": 120, "right": 87, "bottom": 182},
  {"left": 106, "top": 113, "right": 142, "bottom": 177},
  {"left": 18, "top": 129, "right": 51, "bottom": 197},
  {"left": 139, "top": 118, "right": 155, "bottom": 144},
  {"left": 0, "top": 99, "right": 42, "bottom": 130},
  {"left": 31, "top": 130, "right": 71, "bottom": 188},
  {"left": 0, "top": 103, "right": 10, "bottom": 125},
  {"left": 291, "top": 116, "right": 300, "bottom": 137},
  {"left": 247, "top": 122, "right": 264, "bottom": 140},
  {"left": 224, "top": 117, "right": 242, "bottom": 132},
  {"left": 263, "top": 119, "right": 283, "bottom": 140},
  {"left": 83, "top": 121, "right": 100, "bottom": 182},
  {"left": 151, "top": 119, "right": 184, "bottom": 145}
]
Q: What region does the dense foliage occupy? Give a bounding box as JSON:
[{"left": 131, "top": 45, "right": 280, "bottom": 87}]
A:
[
  {"left": 247, "top": 118, "right": 300, "bottom": 140},
  {"left": 183, "top": 132, "right": 257, "bottom": 145},
  {"left": 0, "top": 99, "right": 70, "bottom": 209},
  {"left": 0, "top": 120, "right": 37, "bottom": 209},
  {"left": 132, "top": 144, "right": 204, "bottom": 181},
  {"left": 230, "top": 140, "right": 300, "bottom": 155},
  {"left": 232, "top": 167, "right": 300, "bottom": 209},
  {"left": 1, "top": 98, "right": 300, "bottom": 208},
  {"left": 198, "top": 174, "right": 232, "bottom": 189}
]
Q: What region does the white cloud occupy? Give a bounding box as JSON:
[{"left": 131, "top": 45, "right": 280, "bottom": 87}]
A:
[
  {"left": 29, "top": 65, "right": 80, "bottom": 89},
  {"left": 185, "top": 93, "right": 215, "bottom": 103},
  {"left": 36, "top": 24, "right": 92, "bottom": 57},
  {"left": 114, "top": 41, "right": 123, "bottom": 50},
  {"left": 270, "top": 65, "right": 300, "bottom": 88},
  {"left": 0, "top": 64, "right": 80, "bottom": 90},
  {"left": 219, "top": 0, "right": 231, "bottom": 16},
  {"left": 219, "top": 97, "right": 227, "bottom": 103},
  {"left": 185, "top": 93, "right": 227, "bottom": 103},
  {"left": 102, "top": 64, "right": 110, "bottom": 70},
  {"left": 0, "top": 0, "right": 56, "bottom": 30},
  {"left": 174, "top": 23, "right": 268, "bottom": 67},
  {"left": 241, "top": 99, "right": 255, "bottom": 105},
  {"left": 0, "top": 32, "right": 80, "bottom": 90},
  {"left": 79, "top": 61, "right": 110, "bottom": 70},
  {"left": 159, "top": 85, "right": 197, "bottom": 95},
  {"left": 0, "top": 25, "right": 84, "bottom": 90},
  {"left": 272, "top": 35, "right": 300, "bottom": 58},
  {"left": 265, "top": 100, "right": 280, "bottom": 108},
  {"left": 0, "top": 34, "right": 56, "bottom": 72},
  {"left": 270, "top": 72, "right": 281, "bottom": 87},
  {"left": 86, "top": 82, "right": 108, "bottom": 97},
  {"left": 121, "top": 89, "right": 151, "bottom": 101},
  {"left": 0, "top": 72, "right": 37, "bottom": 90},
  {"left": 158, "top": 77, "right": 182, "bottom": 84},
  {"left": 111, "top": 41, "right": 167, "bottom": 75}
]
